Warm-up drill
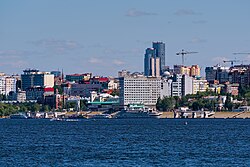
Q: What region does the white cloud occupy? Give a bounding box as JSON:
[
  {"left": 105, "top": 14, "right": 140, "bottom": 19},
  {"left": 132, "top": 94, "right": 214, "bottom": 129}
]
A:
[
  {"left": 126, "top": 9, "right": 157, "bottom": 17},
  {"left": 192, "top": 20, "right": 207, "bottom": 24},
  {"left": 31, "top": 38, "right": 83, "bottom": 54},
  {"left": 0, "top": 60, "right": 28, "bottom": 68},
  {"left": 113, "top": 60, "right": 125, "bottom": 65},
  {"left": 189, "top": 37, "right": 207, "bottom": 44},
  {"left": 175, "top": 9, "right": 202, "bottom": 16},
  {"left": 88, "top": 58, "right": 102, "bottom": 64},
  {"left": 0, "top": 50, "right": 27, "bottom": 58}
]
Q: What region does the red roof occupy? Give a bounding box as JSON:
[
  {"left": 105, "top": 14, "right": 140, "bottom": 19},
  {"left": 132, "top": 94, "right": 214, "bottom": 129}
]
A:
[
  {"left": 44, "top": 87, "right": 54, "bottom": 92},
  {"left": 92, "top": 77, "right": 109, "bottom": 82}
]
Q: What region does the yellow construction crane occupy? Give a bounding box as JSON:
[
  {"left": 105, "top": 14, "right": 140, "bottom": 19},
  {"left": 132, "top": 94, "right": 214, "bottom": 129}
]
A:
[{"left": 176, "top": 49, "right": 198, "bottom": 65}]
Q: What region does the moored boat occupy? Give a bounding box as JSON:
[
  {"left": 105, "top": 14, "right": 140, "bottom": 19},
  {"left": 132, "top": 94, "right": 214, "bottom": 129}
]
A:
[{"left": 10, "top": 113, "right": 28, "bottom": 119}]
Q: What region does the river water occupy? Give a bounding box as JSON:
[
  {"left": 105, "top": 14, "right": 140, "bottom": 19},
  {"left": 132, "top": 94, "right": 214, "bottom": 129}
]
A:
[{"left": 0, "top": 119, "right": 249, "bottom": 167}]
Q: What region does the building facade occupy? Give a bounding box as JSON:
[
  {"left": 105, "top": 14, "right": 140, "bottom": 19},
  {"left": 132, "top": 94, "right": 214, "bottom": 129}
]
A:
[
  {"left": 153, "top": 42, "right": 165, "bottom": 75},
  {"left": 181, "top": 75, "right": 193, "bottom": 96},
  {"left": 172, "top": 74, "right": 182, "bottom": 97},
  {"left": 119, "top": 76, "right": 164, "bottom": 108},
  {"left": 192, "top": 78, "right": 209, "bottom": 94},
  {"left": 21, "top": 69, "right": 54, "bottom": 90},
  {"left": 144, "top": 48, "right": 160, "bottom": 77},
  {"left": 65, "top": 73, "right": 92, "bottom": 82},
  {"left": 66, "top": 83, "right": 103, "bottom": 97},
  {"left": 0, "top": 75, "right": 17, "bottom": 96},
  {"left": 205, "top": 66, "right": 218, "bottom": 83}
]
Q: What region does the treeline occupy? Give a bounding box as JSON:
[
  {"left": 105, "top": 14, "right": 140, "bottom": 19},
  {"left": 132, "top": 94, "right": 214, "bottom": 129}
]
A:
[
  {"left": 156, "top": 95, "right": 216, "bottom": 111},
  {"left": 0, "top": 100, "right": 88, "bottom": 117},
  {"left": 0, "top": 103, "right": 49, "bottom": 117},
  {"left": 157, "top": 89, "right": 250, "bottom": 111}
]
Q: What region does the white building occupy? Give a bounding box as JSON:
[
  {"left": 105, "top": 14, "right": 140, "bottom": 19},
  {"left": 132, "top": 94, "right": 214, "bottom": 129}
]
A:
[
  {"left": 16, "top": 90, "right": 26, "bottom": 102},
  {"left": 172, "top": 74, "right": 182, "bottom": 97},
  {"left": 0, "top": 75, "right": 17, "bottom": 96},
  {"left": 119, "top": 76, "right": 166, "bottom": 109},
  {"left": 5, "top": 77, "right": 17, "bottom": 95},
  {"left": 160, "top": 78, "right": 172, "bottom": 98},
  {"left": 108, "top": 78, "right": 118, "bottom": 90},
  {"left": 182, "top": 75, "right": 193, "bottom": 96},
  {"left": 0, "top": 76, "right": 5, "bottom": 95}
]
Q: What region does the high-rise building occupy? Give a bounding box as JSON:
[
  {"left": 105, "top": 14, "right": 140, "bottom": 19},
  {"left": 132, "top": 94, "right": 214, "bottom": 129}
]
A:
[
  {"left": 172, "top": 74, "right": 182, "bottom": 97},
  {"left": 5, "top": 77, "right": 16, "bottom": 95},
  {"left": 174, "top": 64, "right": 200, "bottom": 77},
  {"left": 217, "top": 67, "right": 230, "bottom": 84},
  {"left": 144, "top": 48, "right": 155, "bottom": 76},
  {"left": 0, "top": 74, "right": 17, "bottom": 96},
  {"left": 21, "top": 69, "right": 54, "bottom": 90},
  {"left": 190, "top": 65, "right": 200, "bottom": 77},
  {"left": 205, "top": 66, "right": 218, "bottom": 83},
  {"left": 119, "top": 75, "right": 166, "bottom": 109},
  {"left": 192, "top": 78, "right": 209, "bottom": 94},
  {"left": 144, "top": 48, "right": 160, "bottom": 77},
  {"left": 153, "top": 42, "right": 165, "bottom": 74},
  {"left": 181, "top": 75, "right": 193, "bottom": 96},
  {"left": 173, "top": 65, "right": 183, "bottom": 74}
]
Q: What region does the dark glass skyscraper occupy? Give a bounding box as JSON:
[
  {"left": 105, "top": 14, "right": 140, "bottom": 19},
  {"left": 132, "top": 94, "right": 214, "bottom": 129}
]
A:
[
  {"left": 144, "top": 48, "right": 155, "bottom": 76},
  {"left": 144, "top": 48, "right": 160, "bottom": 77},
  {"left": 153, "top": 42, "right": 165, "bottom": 74}
]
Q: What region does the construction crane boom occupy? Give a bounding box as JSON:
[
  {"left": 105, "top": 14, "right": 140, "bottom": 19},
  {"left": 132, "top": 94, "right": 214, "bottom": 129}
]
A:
[
  {"left": 223, "top": 60, "right": 240, "bottom": 67},
  {"left": 176, "top": 49, "right": 198, "bottom": 65}
]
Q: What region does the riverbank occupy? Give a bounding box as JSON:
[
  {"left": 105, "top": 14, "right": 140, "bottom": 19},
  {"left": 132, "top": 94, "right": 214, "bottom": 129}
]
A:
[{"left": 159, "top": 111, "right": 250, "bottom": 119}]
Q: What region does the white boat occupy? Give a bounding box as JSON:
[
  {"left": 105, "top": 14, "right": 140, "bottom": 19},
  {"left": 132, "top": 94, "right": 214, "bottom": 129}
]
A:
[
  {"left": 50, "top": 118, "right": 79, "bottom": 122},
  {"left": 10, "top": 113, "right": 28, "bottom": 119},
  {"left": 89, "top": 114, "right": 111, "bottom": 119},
  {"left": 115, "top": 109, "right": 162, "bottom": 119},
  {"left": 50, "top": 118, "right": 63, "bottom": 121}
]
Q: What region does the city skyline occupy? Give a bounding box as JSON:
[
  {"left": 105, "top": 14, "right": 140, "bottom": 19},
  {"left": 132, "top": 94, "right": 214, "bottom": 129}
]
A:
[{"left": 1, "top": 0, "right": 250, "bottom": 76}]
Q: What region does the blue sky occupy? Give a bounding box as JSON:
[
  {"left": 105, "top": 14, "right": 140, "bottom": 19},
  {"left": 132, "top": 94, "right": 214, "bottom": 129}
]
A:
[{"left": 0, "top": 0, "right": 250, "bottom": 76}]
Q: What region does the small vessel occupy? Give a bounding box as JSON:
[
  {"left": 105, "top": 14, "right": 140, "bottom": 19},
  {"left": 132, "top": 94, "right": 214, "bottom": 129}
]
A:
[
  {"left": 89, "top": 114, "right": 111, "bottom": 119},
  {"left": 115, "top": 107, "right": 162, "bottom": 119},
  {"left": 50, "top": 118, "right": 79, "bottom": 122},
  {"left": 10, "top": 113, "right": 28, "bottom": 119},
  {"left": 50, "top": 118, "right": 63, "bottom": 121},
  {"left": 65, "top": 119, "right": 80, "bottom": 122}
]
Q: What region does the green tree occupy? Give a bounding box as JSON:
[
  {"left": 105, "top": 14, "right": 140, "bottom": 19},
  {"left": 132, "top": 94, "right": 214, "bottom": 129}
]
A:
[
  {"left": 54, "top": 85, "right": 63, "bottom": 94},
  {"left": 41, "top": 105, "right": 50, "bottom": 112},
  {"left": 67, "top": 101, "right": 77, "bottom": 111},
  {"left": 190, "top": 98, "right": 205, "bottom": 111},
  {"left": 31, "top": 103, "right": 41, "bottom": 112},
  {"left": 19, "top": 105, "right": 28, "bottom": 112},
  {"left": 173, "top": 96, "right": 180, "bottom": 109},
  {"left": 224, "top": 94, "right": 233, "bottom": 111},
  {"left": 156, "top": 97, "right": 162, "bottom": 111},
  {"left": 158, "top": 96, "right": 175, "bottom": 111},
  {"left": 110, "top": 89, "right": 119, "bottom": 96},
  {"left": 80, "top": 100, "right": 88, "bottom": 111}
]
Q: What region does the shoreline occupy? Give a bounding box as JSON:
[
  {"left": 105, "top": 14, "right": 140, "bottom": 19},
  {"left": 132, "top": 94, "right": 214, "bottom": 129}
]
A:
[{"left": 159, "top": 111, "right": 250, "bottom": 119}]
